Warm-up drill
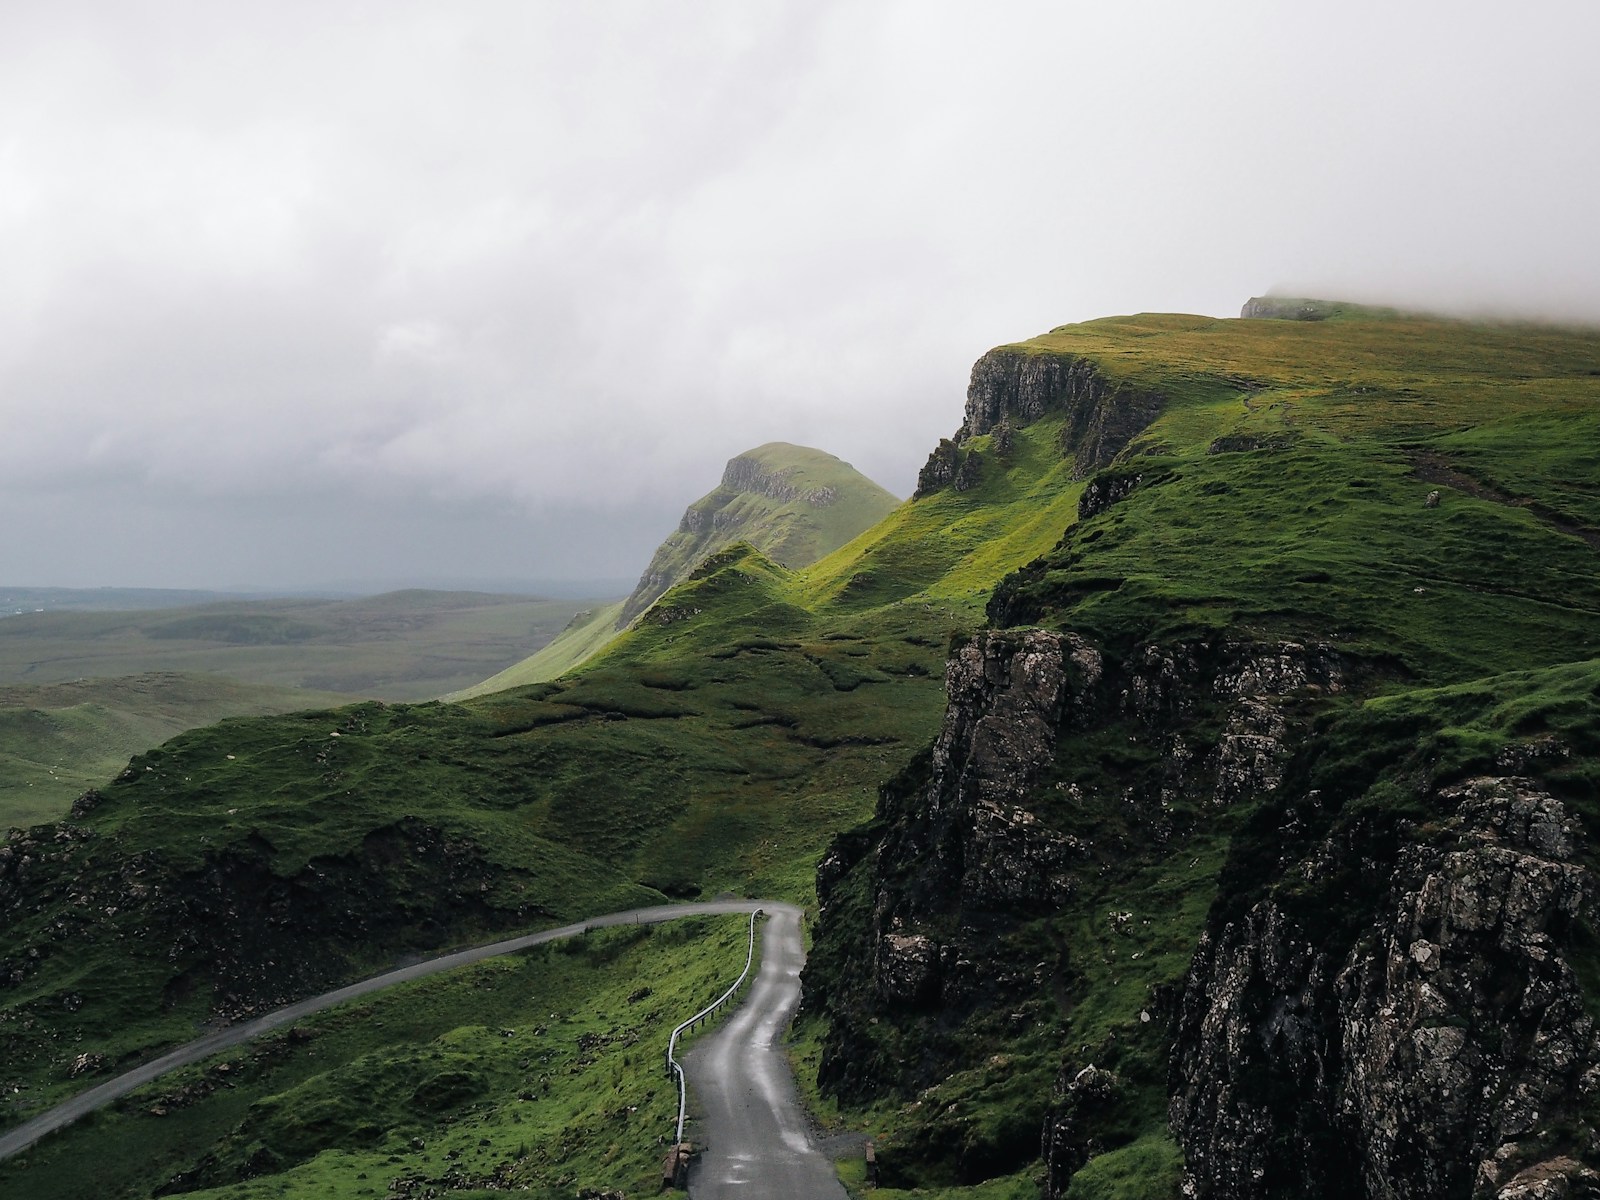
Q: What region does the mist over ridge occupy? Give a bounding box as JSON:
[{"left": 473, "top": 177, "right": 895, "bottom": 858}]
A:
[{"left": 4, "top": 1, "right": 1598, "bottom": 589}]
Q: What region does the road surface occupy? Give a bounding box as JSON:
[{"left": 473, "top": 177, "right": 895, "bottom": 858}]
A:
[
  {"left": 683, "top": 904, "right": 847, "bottom": 1199},
  {"left": 0, "top": 898, "right": 773, "bottom": 1163}
]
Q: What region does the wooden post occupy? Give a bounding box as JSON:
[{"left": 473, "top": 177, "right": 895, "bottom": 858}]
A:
[{"left": 865, "top": 1140, "right": 877, "bottom": 1187}]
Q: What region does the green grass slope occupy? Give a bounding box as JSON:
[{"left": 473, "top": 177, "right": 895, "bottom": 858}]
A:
[
  {"left": 0, "top": 674, "right": 353, "bottom": 830},
  {"left": 457, "top": 443, "right": 899, "bottom": 695},
  {"left": 452, "top": 601, "right": 625, "bottom": 699},
  {"left": 616, "top": 441, "right": 900, "bottom": 627},
  {"left": 0, "top": 413, "right": 1081, "bottom": 1189},
  {"left": 0, "top": 914, "right": 759, "bottom": 1200}
]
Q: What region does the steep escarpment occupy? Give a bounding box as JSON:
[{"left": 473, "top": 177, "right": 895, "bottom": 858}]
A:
[
  {"left": 807, "top": 306, "right": 1600, "bottom": 1197},
  {"left": 617, "top": 442, "right": 897, "bottom": 627},
  {"left": 807, "top": 629, "right": 1341, "bottom": 1187},
  {"left": 9, "top": 304, "right": 1600, "bottom": 1199},
  {"left": 915, "top": 347, "right": 1163, "bottom": 497}
]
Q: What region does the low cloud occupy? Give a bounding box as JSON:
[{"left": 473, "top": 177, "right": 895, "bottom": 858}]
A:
[{"left": 3, "top": 1, "right": 1597, "bottom": 587}]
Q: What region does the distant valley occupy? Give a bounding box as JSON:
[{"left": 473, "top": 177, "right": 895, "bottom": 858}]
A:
[{"left": 0, "top": 589, "right": 608, "bottom": 826}]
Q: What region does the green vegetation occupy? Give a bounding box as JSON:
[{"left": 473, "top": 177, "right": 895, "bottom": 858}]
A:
[
  {"left": 0, "top": 674, "right": 352, "bottom": 829},
  {"left": 0, "top": 916, "right": 758, "bottom": 1200},
  {"left": 808, "top": 306, "right": 1600, "bottom": 1196},
  {"left": 0, "top": 590, "right": 604, "bottom": 825},
  {"left": 453, "top": 601, "right": 625, "bottom": 698},
  {"left": 7, "top": 304, "right": 1600, "bottom": 1197},
  {"left": 457, "top": 443, "right": 899, "bottom": 694},
  {"left": 615, "top": 441, "right": 900, "bottom": 626}
]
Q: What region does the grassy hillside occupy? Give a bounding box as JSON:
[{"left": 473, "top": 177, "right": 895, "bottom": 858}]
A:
[
  {"left": 0, "top": 590, "right": 600, "bottom": 700},
  {"left": 5, "top": 303, "right": 1600, "bottom": 1197},
  {"left": 458, "top": 442, "right": 900, "bottom": 695},
  {"left": 452, "top": 601, "right": 625, "bottom": 698},
  {"left": 0, "top": 674, "right": 353, "bottom": 830},
  {"left": 0, "top": 914, "right": 758, "bottom": 1200},
  {"left": 615, "top": 441, "right": 899, "bottom": 626},
  {"left": 803, "top": 305, "right": 1600, "bottom": 1196},
  {"left": 0, "top": 411, "right": 1079, "bottom": 1192}
]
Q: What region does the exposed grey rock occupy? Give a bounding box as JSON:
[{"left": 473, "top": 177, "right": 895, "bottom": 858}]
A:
[
  {"left": 876, "top": 931, "right": 941, "bottom": 1006},
  {"left": 1172, "top": 776, "right": 1600, "bottom": 1200},
  {"left": 1078, "top": 471, "right": 1142, "bottom": 521},
  {"left": 962, "top": 349, "right": 1163, "bottom": 478},
  {"left": 962, "top": 797, "right": 1083, "bottom": 909},
  {"left": 1042, "top": 1065, "right": 1121, "bottom": 1194},
  {"left": 1207, "top": 433, "right": 1296, "bottom": 455},
  {"left": 953, "top": 450, "right": 984, "bottom": 492},
  {"left": 915, "top": 438, "right": 963, "bottom": 498},
  {"left": 1240, "top": 296, "right": 1335, "bottom": 321}
]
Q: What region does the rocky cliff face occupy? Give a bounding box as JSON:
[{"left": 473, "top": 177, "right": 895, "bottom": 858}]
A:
[
  {"left": 807, "top": 625, "right": 1349, "bottom": 1185},
  {"left": 1171, "top": 775, "right": 1600, "bottom": 1200},
  {"left": 914, "top": 349, "right": 1164, "bottom": 497},
  {"left": 809, "top": 611, "right": 1600, "bottom": 1196}
]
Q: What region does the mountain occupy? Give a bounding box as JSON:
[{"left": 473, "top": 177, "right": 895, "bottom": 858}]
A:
[
  {"left": 805, "top": 300, "right": 1600, "bottom": 1197},
  {"left": 455, "top": 441, "right": 898, "bottom": 696},
  {"left": 4, "top": 300, "right": 1600, "bottom": 1198},
  {"left": 616, "top": 442, "right": 900, "bottom": 628}
]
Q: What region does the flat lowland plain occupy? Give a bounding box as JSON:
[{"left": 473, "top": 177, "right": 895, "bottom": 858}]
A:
[{"left": 0, "top": 590, "right": 601, "bottom": 699}]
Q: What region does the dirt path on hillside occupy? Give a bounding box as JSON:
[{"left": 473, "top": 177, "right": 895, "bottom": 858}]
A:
[{"left": 1409, "top": 450, "right": 1600, "bottom": 551}]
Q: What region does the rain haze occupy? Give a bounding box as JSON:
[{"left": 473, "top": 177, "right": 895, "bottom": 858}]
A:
[{"left": 4, "top": 1, "right": 1598, "bottom": 591}]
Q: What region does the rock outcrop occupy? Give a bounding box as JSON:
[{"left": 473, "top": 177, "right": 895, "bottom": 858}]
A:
[
  {"left": 1171, "top": 776, "right": 1600, "bottom": 1200},
  {"left": 914, "top": 348, "right": 1164, "bottom": 498},
  {"left": 808, "top": 629, "right": 1345, "bottom": 1185},
  {"left": 809, "top": 599, "right": 1600, "bottom": 1198}
]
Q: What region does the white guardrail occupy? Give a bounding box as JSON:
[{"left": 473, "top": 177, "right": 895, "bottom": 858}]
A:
[{"left": 665, "top": 908, "right": 763, "bottom": 1146}]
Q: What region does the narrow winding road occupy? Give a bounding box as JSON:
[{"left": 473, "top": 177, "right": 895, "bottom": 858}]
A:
[
  {"left": 683, "top": 904, "right": 847, "bottom": 1199},
  {"left": 0, "top": 898, "right": 771, "bottom": 1163}
]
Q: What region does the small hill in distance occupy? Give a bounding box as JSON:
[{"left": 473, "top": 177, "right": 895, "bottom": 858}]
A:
[
  {"left": 0, "top": 589, "right": 607, "bottom": 825},
  {"left": 457, "top": 442, "right": 898, "bottom": 696}
]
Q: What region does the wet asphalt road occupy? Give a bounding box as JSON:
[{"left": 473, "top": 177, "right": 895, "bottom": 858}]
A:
[
  {"left": 683, "top": 904, "right": 847, "bottom": 1200},
  {"left": 0, "top": 898, "right": 773, "bottom": 1163}
]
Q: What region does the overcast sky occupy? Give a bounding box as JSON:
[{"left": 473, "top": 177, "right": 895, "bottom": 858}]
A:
[{"left": 4, "top": 1, "right": 1598, "bottom": 591}]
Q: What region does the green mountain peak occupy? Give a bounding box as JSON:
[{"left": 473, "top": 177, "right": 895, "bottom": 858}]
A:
[{"left": 616, "top": 443, "right": 899, "bottom": 629}]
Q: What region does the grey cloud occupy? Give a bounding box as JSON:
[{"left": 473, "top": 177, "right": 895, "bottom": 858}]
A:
[{"left": 3, "top": 0, "right": 1598, "bottom": 588}]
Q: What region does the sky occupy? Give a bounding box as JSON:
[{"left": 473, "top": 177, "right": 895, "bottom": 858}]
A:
[{"left": 4, "top": 1, "right": 1599, "bottom": 592}]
